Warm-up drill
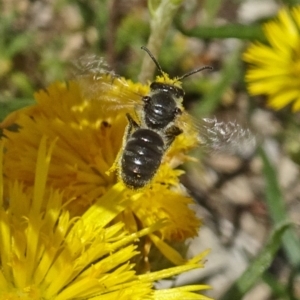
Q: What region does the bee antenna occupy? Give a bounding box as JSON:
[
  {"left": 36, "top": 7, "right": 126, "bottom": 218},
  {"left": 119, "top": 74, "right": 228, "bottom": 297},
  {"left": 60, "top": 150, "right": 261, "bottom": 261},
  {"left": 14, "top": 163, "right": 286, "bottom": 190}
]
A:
[
  {"left": 141, "top": 46, "right": 164, "bottom": 76},
  {"left": 177, "top": 66, "right": 213, "bottom": 81}
]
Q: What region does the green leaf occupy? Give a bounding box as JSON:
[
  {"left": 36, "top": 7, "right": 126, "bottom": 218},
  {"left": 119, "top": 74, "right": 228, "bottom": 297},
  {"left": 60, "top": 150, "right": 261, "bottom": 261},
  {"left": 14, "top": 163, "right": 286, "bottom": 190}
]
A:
[
  {"left": 220, "top": 222, "right": 291, "bottom": 300},
  {"left": 262, "top": 273, "right": 291, "bottom": 300},
  {"left": 260, "top": 147, "right": 300, "bottom": 267}
]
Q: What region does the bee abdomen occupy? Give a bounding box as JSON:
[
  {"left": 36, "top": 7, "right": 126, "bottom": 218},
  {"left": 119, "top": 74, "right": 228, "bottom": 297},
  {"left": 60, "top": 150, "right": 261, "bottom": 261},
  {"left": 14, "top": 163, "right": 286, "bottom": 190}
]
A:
[{"left": 121, "top": 129, "right": 165, "bottom": 189}]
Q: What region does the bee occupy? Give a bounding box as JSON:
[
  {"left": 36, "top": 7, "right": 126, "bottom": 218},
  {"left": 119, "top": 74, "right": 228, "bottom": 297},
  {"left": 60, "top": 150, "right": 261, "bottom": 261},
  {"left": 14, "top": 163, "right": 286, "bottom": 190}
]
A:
[{"left": 75, "top": 47, "right": 255, "bottom": 189}]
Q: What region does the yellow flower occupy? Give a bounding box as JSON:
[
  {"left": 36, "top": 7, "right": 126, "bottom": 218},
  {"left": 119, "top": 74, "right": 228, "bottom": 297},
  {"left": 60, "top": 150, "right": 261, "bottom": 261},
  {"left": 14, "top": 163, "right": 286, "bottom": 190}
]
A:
[
  {"left": 243, "top": 6, "right": 300, "bottom": 111},
  {"left": 0, "top": 139, "right": 212, "bottom": 300},
  {"left": 1, "top": 75, "right": 200, "bottom": 264}
]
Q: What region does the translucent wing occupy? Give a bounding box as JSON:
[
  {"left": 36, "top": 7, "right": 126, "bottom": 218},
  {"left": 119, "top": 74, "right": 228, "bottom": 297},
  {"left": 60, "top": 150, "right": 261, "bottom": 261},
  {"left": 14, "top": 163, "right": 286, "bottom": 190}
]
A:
[
  {"left": 73, "top": 55, "right": 144, "bottom": 112},
  {"left": 179, "top": 112, "right": 256, "bottom": 157},
  {"left": 73, "top": 55, "right": 256, "bottom": 157},
  {"left": 75, "top": 54, "right": 113, "bottom": 76}
]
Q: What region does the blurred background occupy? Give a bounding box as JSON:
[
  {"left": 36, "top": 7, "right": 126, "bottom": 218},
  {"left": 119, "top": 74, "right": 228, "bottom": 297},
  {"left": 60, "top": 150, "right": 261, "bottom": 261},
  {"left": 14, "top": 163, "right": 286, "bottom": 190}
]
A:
[{"left": 0, "top": 0, "right": 300, "bottom": 299}]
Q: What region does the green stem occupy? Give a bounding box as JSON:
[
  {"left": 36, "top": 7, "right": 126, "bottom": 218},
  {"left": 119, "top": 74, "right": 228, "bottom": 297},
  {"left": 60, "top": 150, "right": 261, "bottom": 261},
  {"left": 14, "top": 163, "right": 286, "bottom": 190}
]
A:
[
  {"left": 138, "top": 0, "right": 183, "bottom": 83},
  {"left": 176, "top": 22, "right": 267, "bottom": 42}
]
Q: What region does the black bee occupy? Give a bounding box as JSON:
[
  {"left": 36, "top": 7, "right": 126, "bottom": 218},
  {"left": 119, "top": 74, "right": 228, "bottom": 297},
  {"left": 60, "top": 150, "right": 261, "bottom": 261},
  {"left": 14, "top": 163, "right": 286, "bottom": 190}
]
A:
[
  {"left": 75, "top": 47, "right": 255, "bottom": 189},
  {"left": 120, "top": 83, "right": 183, "bottom": 188},
  {"left": 118, "top": 47, "right": 212, "bottom": 189}
]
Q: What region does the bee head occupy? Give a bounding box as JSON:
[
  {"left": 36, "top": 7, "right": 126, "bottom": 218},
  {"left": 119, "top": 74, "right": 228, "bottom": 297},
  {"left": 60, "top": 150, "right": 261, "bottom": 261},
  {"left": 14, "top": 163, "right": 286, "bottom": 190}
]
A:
[
  {"left": 141, "top": 46, "right": 212, "bottom": 86},
  {"left": 149, "top": 81, "right": 184, "bottom": 100}
]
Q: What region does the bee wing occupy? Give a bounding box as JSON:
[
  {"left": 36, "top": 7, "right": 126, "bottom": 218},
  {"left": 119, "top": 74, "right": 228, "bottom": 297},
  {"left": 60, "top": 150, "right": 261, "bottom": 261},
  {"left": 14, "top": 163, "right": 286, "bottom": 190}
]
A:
[
  {"left": 73, "top": 55, "right": 143, "bottom": 112},
  {"left": 179, "top": 112, "right": 256, "bottom": 157}
]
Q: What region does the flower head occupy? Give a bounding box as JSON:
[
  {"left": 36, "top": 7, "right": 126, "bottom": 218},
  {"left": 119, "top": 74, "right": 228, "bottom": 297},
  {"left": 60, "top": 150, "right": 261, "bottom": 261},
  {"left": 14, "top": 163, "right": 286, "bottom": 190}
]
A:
[
  {"left": 0, "top": 139, "right": 212, "bottom": 300},
  {"left": 243, "top": 6, "right": 300, "bottom": 111},
  {"left": 1, "top": 74, "right": 201, "bottom": 264}
]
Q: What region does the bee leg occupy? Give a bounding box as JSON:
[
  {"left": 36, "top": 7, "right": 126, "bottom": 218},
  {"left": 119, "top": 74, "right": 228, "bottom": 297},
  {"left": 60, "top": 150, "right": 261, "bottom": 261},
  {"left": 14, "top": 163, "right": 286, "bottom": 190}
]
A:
[
  {"left": 164, "top": 125, "right": 183, "bottom": 149},
  {"left": 106, "top": 113, "right": 139, "bottom": 176},
  {"left": 125, "top": 113, "right": 140, "bottom": 131}
]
